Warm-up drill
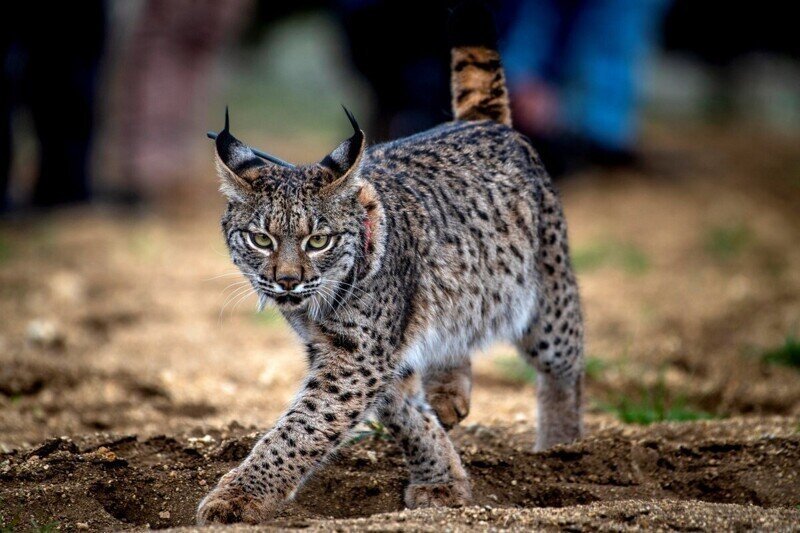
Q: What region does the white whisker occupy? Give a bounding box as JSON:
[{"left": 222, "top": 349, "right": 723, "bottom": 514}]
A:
[
  {"left": 231, "top": 288, "right": 257, "bottom": 315},
  {"left": 315, "top": 284, "right": 344, "bottom": 321},
  {"left": 219, "top": 281, "right": 253, "bottom": 300},
  {"left": 317, "top": 282, "right": 349, "bottom": 321},
  {"left": 219, "top": 284, "right": 255, "bottom": 322},
  {"left": 205, "top": 271, "right": 246, "bottom": 281}
]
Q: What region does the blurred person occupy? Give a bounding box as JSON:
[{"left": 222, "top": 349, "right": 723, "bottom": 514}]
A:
[
  {"left": 0, "top": 1, "right": 106, "bottom": 212},
  {"left": 112, "top": 0, "right": 252, "bottom": 201},
  {"left": 501, "top": 0, "right": 670, "bottom": 175},
  {"left": 336, "top": 0, "right": 454, "bottom": 141},
  {"left": 335, "top": 1, "right": 525, "bottom": 142}
]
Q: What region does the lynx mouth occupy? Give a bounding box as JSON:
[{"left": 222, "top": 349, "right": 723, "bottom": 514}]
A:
[
  {"left": 256, "top": 281, "right": 316, "bottom": 308},
  {"left": 273, "top": 293, "right": 306, "bottom": 306},
  {"left": 271, "top": 289, "right": 321, "bottom": 309}
]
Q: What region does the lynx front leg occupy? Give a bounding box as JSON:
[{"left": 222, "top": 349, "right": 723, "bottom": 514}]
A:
[
  {"left": 423, "top": 359, "right": 472, "bottom": 429},
  {"left": 379, "top": 368, "right": 471, "bottom": 509},
  {"left": 197, "top": 337, "right": 387, "bottom": 524}
]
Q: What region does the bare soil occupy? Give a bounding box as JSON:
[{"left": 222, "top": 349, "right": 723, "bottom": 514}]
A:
[
  {"left": 1, "top": 419, "right": 799, "bottom": 531},
  {"left": 1, "top": 125, "right": 800, "bottom": 530}
]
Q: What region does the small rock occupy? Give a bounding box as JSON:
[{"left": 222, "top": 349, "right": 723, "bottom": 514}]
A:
[
  {"left": 474, "top": 426, "right": 495, "bottom": 440},
  {"left": 76, "top": 522, "right": 90, "bottom": 530},
  {"left": 188, "top": 434, "right": 215, "bottom": 445},
  {"left": 26, "top": 319, "right": 66, "bottom": 349},
  {"left": 96, "top": 446, "right": 117, "bottom": 461},
  {"left": 159, "top": 510, "right": 171, "bottom": 519}
]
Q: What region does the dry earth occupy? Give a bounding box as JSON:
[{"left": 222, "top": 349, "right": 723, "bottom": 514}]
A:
[{"left": 1, "top": 125, "right": 799, "bottom": 530}]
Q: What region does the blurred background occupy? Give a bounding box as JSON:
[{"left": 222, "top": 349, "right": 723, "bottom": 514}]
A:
[{"left": 1, "top": 0, "right": 799, "bottom": 449}]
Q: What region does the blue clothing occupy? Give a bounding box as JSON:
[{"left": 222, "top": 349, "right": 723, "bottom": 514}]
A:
[{"left": 502, "top": 0, "right": 669, "bottom": 150}]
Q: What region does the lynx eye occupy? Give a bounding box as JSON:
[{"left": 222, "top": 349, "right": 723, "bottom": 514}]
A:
[
  {"left": 249, "top": 232, "right": 273, "bottom": 250},
  {"left": 306, "top": 234, "right": 330, "bottom": 251}
]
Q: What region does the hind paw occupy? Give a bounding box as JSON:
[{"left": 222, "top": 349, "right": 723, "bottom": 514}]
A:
[
  {"left": 424, "top": 362, "right": 472, "bottom": 430},
  {"left": 405, "top": 478, "right": 473, "bottom": 509}
]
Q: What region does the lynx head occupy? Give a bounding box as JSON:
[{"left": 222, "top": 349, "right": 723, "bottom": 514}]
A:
[{"left": 214, "top": 108, "right": 384, "bottom": 317}]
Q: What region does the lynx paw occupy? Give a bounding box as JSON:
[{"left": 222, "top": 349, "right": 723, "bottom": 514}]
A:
[
  {"left": 196, "top": 471, "right": 274, "bottom": 525},
  {"left": 405, "top": 478, "right": 473, "bottom": 509},
  {"left": 428, "top": 389, "right": 470, "bottom": 429},
  {"left": 425, "top": 366, "right": 471, "bottom": 430}
]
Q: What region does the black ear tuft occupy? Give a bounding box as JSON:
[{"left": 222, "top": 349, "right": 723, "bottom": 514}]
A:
[
  {"left": 214, "top": 108, "right": 264, "bottom": 179},
  {"left": 342, "top": 104, "right": 359, "bottom": 134},
  {"left": 319, "top": 106, "right": 366, "bottom": 185},
  {"left": 212, "top": 108, "right": 266, "bottom": 198},
  {"left": 208, "top": 106, "right": 295, "bottom": 169}
]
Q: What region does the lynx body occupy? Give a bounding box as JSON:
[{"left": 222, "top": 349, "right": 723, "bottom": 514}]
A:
[{"left": 198, "top": 3, "right": 584, "bottom": 523}]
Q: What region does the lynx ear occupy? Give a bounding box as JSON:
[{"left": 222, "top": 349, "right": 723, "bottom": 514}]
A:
[
  {"left": 319, "top": 106, "right": 366, "bottom": 195},
  {"left": 213, "top": 108, "right": 267, "bottom": 200}
]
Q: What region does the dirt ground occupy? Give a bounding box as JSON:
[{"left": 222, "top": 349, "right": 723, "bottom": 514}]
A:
[{"left": 1, "top": 124, "right": 799, "bottom": 530}]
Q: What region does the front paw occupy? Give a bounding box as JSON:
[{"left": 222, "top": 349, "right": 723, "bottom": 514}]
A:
[
  {"left": 405, "top": 478, "right": 472, "bottom": 509},
  {"left": 196, "top": 470, "right": 275, "bottom": 525}
]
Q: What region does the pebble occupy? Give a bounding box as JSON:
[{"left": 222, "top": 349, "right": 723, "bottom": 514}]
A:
[
  {"left": 474, "top": 426, "right": 495, "bottom": 440},
  {"left": 159, "top": 511, "right": 171, "bottom": 519},
  {"left": 25, "top": 319, "right": 65, "bottom": 349},
  {"left": 188, "top": 435, "right": 215, "bottom": 445},
  {"left": 95, "top": 446, "right": 117, "bottom": 462}
]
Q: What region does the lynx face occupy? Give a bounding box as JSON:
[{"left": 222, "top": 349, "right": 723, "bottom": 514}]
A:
[
  {"left": 214, "top": 109, "right": 371, "bottom": 316},
  {"left": 222, "top": 170, "right": 364, "bottom": 313}
]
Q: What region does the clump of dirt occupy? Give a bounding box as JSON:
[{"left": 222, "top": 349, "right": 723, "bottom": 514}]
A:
[{"left": 1, "top": 419, "right": 798, "bottom": 530}]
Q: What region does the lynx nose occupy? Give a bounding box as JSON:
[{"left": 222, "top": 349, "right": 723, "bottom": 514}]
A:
[{"left": 276, "top": 275, "right": 301, "bottom": 292}]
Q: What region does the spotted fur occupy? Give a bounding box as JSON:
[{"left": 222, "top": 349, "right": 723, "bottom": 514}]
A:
[{"left": 197, "top": 4, "right": 583, "bottom": 525}]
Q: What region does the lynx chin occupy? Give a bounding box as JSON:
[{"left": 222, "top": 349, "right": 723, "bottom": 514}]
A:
[{"left": 197, "top": 2, "right": 584, "bottom": 524}]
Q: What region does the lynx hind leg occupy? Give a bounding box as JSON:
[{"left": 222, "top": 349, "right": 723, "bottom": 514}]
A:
[
  {"left": 517, "top": 184, "right": 584, "bottom": 451},
  {"left": 518, "top": 273, "right": 584, "bottom": 451},
  {"left": 378, "top": 369, "right": 472, "bottom": 509},
  {"left": 423, "top": 359, "right": 472, "bottom": 430}
]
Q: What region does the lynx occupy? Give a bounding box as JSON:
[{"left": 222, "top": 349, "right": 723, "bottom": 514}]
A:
[{"left": 197, "top": 3, "right": 583, "bottom": 524}]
